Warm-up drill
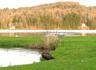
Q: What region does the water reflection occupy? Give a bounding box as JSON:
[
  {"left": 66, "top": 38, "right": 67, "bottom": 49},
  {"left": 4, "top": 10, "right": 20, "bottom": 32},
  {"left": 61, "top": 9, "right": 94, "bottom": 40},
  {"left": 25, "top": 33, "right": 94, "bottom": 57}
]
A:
[{"left": 0, "top": 48, "right": 41, "bottom": 67}]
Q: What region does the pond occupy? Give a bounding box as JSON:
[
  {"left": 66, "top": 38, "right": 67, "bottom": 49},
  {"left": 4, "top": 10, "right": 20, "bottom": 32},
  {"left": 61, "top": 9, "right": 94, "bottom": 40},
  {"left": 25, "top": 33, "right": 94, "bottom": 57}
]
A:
[{"left": 0, "top": 48, "right": 41, "bottom": 67}]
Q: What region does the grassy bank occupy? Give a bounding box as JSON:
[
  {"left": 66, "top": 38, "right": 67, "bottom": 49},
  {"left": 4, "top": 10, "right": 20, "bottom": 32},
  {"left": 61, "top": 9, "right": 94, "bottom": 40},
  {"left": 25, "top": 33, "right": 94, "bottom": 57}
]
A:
[
  {"left": 0, "top": 35, "right": 44, "bottom": 48},
  {"left": 0, "top": 36, "right": 96, "bottom": 70}
]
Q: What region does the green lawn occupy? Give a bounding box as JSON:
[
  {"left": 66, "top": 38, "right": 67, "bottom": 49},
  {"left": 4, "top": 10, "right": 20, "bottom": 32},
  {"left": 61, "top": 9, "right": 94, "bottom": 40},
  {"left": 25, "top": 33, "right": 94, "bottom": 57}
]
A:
[
  {"left": 0, "top": 35, "right": 44, "bottom": 48},
  {"left": 0, "top": 36, "right": 96, "bottom": 70}
]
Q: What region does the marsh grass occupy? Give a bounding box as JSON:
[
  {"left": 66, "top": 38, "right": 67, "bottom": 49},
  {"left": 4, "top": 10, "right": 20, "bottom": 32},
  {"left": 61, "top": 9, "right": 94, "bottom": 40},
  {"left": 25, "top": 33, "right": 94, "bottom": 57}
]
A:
[{"left": 43, "top": 34, "right": 59, "bottom": 50}]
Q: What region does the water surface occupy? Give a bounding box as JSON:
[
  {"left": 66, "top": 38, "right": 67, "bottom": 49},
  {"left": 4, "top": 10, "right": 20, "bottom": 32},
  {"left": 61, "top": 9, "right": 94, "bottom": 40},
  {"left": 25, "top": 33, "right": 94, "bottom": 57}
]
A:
[{"left": 0, "top": 48, "right": 41, "bottom": 67}]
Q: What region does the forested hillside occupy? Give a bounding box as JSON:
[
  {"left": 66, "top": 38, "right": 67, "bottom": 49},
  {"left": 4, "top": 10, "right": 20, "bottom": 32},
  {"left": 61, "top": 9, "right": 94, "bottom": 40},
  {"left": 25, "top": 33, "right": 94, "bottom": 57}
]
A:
[{"left": 0, "top": 2, "right": 96, "bottom": 29}]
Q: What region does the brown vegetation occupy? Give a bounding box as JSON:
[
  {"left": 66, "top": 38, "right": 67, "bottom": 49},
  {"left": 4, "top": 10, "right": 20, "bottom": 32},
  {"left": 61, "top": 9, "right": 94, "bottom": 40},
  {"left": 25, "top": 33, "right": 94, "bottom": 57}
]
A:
[{"left": 0, "top": 2, "right": 96, "bottom": 29}]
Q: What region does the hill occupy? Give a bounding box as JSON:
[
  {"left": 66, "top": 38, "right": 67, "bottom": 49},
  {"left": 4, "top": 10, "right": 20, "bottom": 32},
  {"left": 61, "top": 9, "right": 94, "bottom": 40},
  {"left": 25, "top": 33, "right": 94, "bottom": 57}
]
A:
[{"left": 0, "top": 2, "right": 96, "bottom": 29}]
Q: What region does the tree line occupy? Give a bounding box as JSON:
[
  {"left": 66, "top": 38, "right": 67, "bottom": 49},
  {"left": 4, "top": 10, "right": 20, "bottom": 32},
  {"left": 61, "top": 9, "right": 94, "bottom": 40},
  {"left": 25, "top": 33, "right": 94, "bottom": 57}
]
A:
[{"left": 0, "top": 2, "right": 96, "bottom": 29}]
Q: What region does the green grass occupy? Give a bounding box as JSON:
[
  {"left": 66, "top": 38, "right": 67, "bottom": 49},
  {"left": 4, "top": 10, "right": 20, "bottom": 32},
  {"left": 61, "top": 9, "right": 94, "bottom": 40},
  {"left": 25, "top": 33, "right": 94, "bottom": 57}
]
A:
[
  {"left": 0, "top": 35, "right": 44, "bottom": 48},
  {"left": 0, "top": 36, "right": 96, "bottom": 70}
]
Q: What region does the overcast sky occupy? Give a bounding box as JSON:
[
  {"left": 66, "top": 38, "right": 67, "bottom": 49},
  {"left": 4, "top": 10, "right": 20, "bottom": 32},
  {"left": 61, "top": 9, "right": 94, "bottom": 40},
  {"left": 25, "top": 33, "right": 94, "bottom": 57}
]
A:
[{"left": 0, "top": 0, "right": 96, "bottom": 9}]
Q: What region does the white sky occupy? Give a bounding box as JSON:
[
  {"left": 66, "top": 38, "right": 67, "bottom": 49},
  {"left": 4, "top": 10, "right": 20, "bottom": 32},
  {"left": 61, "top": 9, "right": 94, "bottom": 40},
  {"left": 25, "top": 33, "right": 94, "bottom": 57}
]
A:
[{"left": 0, "top": 0, "right": 96, "bottom": 9}]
